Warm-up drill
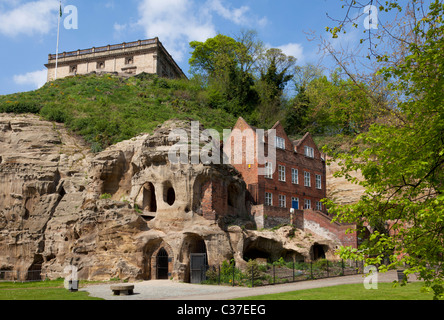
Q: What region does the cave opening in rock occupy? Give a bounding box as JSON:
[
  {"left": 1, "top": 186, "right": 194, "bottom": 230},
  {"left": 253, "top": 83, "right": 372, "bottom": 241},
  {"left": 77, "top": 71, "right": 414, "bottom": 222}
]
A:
[
  {"left": 142, "top": 182, "right": 157, "bottom": 212},
  {"left": 156, "top": 248, "right": 169, "bottom": 280},
  {"left": 243, "top": 247, "right": 271, "bottom": 262},
  {"left": 311, "top": 243, "right": 327, "bottom": 260},
  {"left": 163, "top": 181, "right": 175, "bottom": 206}
]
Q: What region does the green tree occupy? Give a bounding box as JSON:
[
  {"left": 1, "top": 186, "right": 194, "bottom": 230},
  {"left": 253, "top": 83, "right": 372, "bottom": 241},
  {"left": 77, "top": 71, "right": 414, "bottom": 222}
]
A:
[
  {"left": 189, "top": 34, "right": 258, "bottom": 116},
  {"left": 284, "top": 85, "right": 311, "bottom": 135},
  {"left": 304, "top": 72, "right": 378, "bottom": 135},
  {"left": 325, "top": 0, "right": 444, "bottom": 299},
  {"left": 253, "top": 48, "right": 296, "bottom": 128}
]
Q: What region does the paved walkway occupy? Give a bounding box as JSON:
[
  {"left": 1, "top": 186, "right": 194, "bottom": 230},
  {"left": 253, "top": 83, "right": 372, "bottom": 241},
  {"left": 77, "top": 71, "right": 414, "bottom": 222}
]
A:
[{"left": 82, "top": 270, "right": 411, "bottom": 300}]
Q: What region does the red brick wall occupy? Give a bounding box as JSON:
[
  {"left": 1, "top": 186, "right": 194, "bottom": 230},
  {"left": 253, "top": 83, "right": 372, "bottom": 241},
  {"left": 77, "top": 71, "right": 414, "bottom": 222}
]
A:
[
  {"left": 200, "top": 180, "right": 240, "bottom": 220},
  {"left": 301, "top": 210, "right": 358, "bottom": 248}
]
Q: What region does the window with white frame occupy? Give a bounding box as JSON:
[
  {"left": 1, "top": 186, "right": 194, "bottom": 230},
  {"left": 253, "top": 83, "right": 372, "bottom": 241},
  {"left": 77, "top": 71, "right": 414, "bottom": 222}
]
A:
[
  {"left": 304, "top": 146, "right": 314, "bottom": 158},
  {"left": 291, "top": 197, "right": 299, "bottom": 210},
  {"left": 278, "top": 165, "right": 286, "bottom": 182},
  {"left": 265, "top": 162, "right": 273, "bottom": 179},
  {"left": 304, "top": 199, "right": 311, "bottom": 209},
  {"left": 316, "top": 174, "right": 322, "bottom": 189},
  {"left": 291, "top": 168, "right": 298, "bottom": 184},
  {"left": 265, "top": 192, "right": 273, "bottom": 206},
  {"left": 304, "top": 171, "right": 311, "bottom": 187},
  {"left": 276, "top": 136, "right": 285, "bottom": 150},
  {"left": 316, "top": 201, "right": 323, "bottom": 211},
  {"left": 279, "top": 195, "right": 286, "bottom": 208}
]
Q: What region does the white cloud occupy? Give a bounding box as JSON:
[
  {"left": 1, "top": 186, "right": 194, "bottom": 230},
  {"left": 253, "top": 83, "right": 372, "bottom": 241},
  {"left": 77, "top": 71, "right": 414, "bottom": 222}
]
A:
[
  {"left": 135, "top": 0, "right": 267, "bottom": 62},
  {"left": 0, "top": 0, "right": 59, "bottom": 37},
  {"left": 277, "top": 43, "right": 305, "bottom": 63},
  {"left": 206, "top": 0, "right": 250, "bottom": 25},
  {"left": 13, "top": 69, "right": 47, "bottom": 89},
  {"left": 137, "top": 0, "right": 216, "bottom": 62}
]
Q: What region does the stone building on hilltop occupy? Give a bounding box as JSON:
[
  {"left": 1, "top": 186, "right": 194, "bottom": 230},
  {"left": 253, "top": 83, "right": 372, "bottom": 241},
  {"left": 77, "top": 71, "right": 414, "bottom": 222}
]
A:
[{"left": 45, "top": 37, "right": 186, "bottom": 82}]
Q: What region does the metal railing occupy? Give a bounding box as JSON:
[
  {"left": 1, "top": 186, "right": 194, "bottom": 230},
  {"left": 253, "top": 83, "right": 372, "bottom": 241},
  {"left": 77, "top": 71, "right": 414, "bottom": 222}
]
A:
[
  {"left": 203, "top": 259, "right": 364, "bottom": 288},
  {"left": 0, "top": 265, "right": 44, "bottom": 282}
]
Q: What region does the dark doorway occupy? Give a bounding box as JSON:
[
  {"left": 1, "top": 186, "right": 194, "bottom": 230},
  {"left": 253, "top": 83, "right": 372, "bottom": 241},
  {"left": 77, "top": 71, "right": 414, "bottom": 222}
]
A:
[
  {"left": 156, "top": 248, "right": 169, "bottom": 279},
  {"left": 312, "top": 244, "right": 326, "bottom": 260}
]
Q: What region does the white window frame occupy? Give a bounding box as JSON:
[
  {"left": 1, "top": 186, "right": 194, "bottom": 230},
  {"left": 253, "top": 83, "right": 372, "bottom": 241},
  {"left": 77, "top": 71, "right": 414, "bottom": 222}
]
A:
[
  {"left": 304, "top": 199, "right": 311, "bottom": 209},
  {"left": 304, "top": 146, "right": 314, "bottom": 158},
  {"left": 278, "top": 165, "right": 286, "bottom": 182},
  {"left": 265, "top": 192, "right": 273, "bottom": 206},
  {"left": 291, "top": 168, "right": 299, "bottom": 184},
  {"left": 316, "top": 174, "right": 322, "bottom": 189},
  {"left": 304, "top": 171, "right": 311, "bottom": 187},
  {"left": 276, "top": 136, "right": 285, "bottom": 150},
  {"left": 291, "top": 197, "right": 299, "bottom": 210},
  {"left": 278, "top": 195, "right": 286, "bottom": 208},
  {"left": 265, "top": 162, "right": 273, "bottom": 179},
  {"left": 316, "top": 201, "right": 323, "bottom": 211}
]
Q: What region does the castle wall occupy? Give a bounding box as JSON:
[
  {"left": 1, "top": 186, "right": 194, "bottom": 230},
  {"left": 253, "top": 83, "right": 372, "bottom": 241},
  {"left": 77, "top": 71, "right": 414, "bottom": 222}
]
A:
[{"left": 45, "top": 38, "right": 183, "bottom": 81}]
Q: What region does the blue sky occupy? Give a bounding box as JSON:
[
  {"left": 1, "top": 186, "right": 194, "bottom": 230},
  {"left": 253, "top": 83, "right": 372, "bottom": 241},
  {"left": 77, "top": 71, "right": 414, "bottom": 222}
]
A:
[{"left": 0, "top": 0, "right": 375, "bottom": 95}]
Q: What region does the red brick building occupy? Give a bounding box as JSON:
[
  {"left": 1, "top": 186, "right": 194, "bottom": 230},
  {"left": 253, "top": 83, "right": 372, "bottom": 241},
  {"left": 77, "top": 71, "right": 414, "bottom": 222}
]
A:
[
  {"left": 227, "top": 117, "right": 326, "bottom": 216},
  {"left": 225, "top": 118, "right": 357, "bottom": 248}
]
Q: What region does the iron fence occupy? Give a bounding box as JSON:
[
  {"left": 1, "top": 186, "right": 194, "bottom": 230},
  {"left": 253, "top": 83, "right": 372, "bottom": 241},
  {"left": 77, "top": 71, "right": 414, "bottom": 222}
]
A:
[
  {"left": 204, "top": 259, "right": 364, "bottom": 288},
  {"left": 0, "top": 265, "right": 43, "bottom": 282}
]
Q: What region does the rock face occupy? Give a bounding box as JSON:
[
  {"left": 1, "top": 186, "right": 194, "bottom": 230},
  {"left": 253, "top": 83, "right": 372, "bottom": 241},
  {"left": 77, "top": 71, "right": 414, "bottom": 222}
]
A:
[
  {"left": 326, "top": 157, "right": 365, "bottom": 206},
  {"left": 0, "top": 114, "right": 359, "bottom": 281}
]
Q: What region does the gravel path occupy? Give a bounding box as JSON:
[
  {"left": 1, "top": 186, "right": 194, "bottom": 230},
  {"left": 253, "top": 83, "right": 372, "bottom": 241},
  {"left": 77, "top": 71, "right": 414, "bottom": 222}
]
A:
[{"left": 81, "top": 270, "right": 409, "bottom": 300}]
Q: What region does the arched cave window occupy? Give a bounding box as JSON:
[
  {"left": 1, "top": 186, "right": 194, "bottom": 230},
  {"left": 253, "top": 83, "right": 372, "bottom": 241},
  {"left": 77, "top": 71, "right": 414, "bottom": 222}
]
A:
[
  {"left": 142, "top": 182, "right": 157, "bottom": 212},
  {"left": 163, "top": 181, "right": 175, "bottom": 206}
]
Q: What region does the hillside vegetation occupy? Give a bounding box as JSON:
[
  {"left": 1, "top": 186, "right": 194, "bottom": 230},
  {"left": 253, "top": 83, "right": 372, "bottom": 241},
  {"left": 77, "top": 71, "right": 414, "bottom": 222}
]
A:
[{"left": 0, "top": 73, "right": 238, "bottom": 152}]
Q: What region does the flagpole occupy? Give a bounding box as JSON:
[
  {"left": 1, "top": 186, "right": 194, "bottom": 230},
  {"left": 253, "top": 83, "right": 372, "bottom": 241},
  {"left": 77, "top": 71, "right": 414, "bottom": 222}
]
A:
[{"left": 55, "top": 1, "right": 61, "bottom": 80}]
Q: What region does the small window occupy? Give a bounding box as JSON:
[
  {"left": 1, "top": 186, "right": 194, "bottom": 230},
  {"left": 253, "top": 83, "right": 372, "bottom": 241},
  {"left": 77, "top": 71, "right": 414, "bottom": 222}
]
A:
[
  {"left": 304, "top": 199, "right": 311, "bottom": 209},
  {"left": 265, "top": 162, "right": 273, "bottom": 179},
  {"left": 276, "top": 137, "right": 285, "bottom": 150},
  {"left": 265, "top": 192, "right": 273, "bottom": 206},
  {"left": 69, "top": 65, "right": 77, "bottom": 74},
  {"left": 304, "top": 146, "right": 314, "bottom": 158},
  {"left": 125, "top": 56, "right": 134, "bottom": 65},
  {"left": 97, "top": 61, "right": 105, "bottom": 69},
  {"left": 316, "top": 174, "right": 322, "bottom": 189},
  {"left": 316, "top": 201, "right": 323, "bottom": 211},
  {"left": 304, "top": 171, "right": 311, "bottom": 187},
  {"left": 278, "top": 165, "right": 286, "bottom": 182},
  {"left": 291, "top": 168, "right": 298, "bottom": 184},
  {"left": 278, "top": 195, "right": 286, "bottom": 208}
]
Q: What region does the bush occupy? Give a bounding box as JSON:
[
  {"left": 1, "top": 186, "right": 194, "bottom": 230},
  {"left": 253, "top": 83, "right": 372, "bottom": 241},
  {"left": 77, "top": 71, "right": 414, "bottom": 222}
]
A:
[
  {"left": 245, "top": 259, "right": 261, "bottom": 280},
  {"left": 0, "top": 101, "right": 41, "bottom": 114},
  {"left": 40, "top": 105, "right": 70, "bottom": 123}
]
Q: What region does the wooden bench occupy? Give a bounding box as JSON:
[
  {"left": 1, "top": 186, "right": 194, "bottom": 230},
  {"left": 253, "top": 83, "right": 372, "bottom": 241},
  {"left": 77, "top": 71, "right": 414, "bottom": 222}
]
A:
[{"left": 110, "top": 284, "right": 134, "bottom": 296}]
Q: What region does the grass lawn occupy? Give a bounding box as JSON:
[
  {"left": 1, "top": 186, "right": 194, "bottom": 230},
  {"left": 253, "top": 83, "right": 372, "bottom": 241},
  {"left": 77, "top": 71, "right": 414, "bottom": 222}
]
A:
[
  {"left": 0, "top": 279, "right": 103, "bottom": 300},
  {"left": 237, "top": 282, "right": 435, "bottom": 300}
]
